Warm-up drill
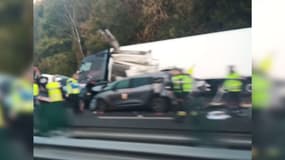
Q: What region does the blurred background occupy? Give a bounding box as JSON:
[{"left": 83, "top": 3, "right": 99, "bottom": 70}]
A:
[
  {"left": 0, "top": 0, "right": 33, "bottom": 160},
  {"left": 33, "top": 0, "right": 252, "bottom": 160},
  {"left": 253, "top": 0, "right": 285, "bottom": 160},
  {"left": 2, "top": 0, "right": 285, "bottom": 159}
]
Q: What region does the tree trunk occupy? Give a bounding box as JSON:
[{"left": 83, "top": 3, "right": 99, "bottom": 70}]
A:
[{"left": 64, "top": 3, "right": 85, "bottom": 65}]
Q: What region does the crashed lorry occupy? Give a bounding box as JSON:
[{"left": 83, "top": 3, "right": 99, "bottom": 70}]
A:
[
  {"left": 78, "top": 28, "right": 252, "bottom": 109},
  {"left": 78, "top": 46, "right": 161, "bottom": 109}
]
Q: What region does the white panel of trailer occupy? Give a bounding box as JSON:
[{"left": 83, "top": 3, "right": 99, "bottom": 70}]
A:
[{"left": 120, "top": 28, "right": 251, "bottom": 79}]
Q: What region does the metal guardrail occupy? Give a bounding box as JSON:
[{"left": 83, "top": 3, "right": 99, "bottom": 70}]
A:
[
  {"left": 34, "top": 137, "right": 251, "bottom": 160},
  {"left": 70, "top": 127, "right": 251, "bottom": 149}
]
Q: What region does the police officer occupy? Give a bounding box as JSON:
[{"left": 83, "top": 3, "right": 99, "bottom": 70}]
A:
[
  {"left": 66, "top": 73, "right": 80, "bottom": 113},
  {"left": 252, "top": 71, "right": 270, "bottom": 110},
  {"left": 8, "top": 70, "right": 33, "bottom": 152},
  {"left": 41, "top": 77, "right": 68, "bottom": 134},
  {"left": 46, "top": 77, "right": 64, "bottom": 103},
  {"left": 33, "top": 73, "right": 41, "bottom": 133},
  {"left": 252, "top": 58, "right": 271, "bottom": 111},
  {"left": 223, "top": 65, "right": 243, "bottom": 112},
  {"left": 171, "top": 68, "right": 193, "bottom": 117},
  {"left": 252, "top": 66, "right": 270, "bottom": 149},
  {"left": 252, "top": 59, "right": 274, "bottom": 159}
]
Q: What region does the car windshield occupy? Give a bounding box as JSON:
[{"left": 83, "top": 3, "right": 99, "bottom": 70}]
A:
[
  {"left": 78, "top": 50, "right": 109, "bottom": 83},
  {"left": 131, "top": 77, "right": 152, "bottom": 87},
  {"left": 115, "top": 79, "right": 129, "bottom": 89},
  {"left": 79, "top": 62, "right": 92, "bottom": 72}
]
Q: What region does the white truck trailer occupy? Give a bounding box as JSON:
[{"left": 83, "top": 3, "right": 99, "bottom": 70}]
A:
[{"left": 79, "top": 28, "right": 251, "bottom": 83}]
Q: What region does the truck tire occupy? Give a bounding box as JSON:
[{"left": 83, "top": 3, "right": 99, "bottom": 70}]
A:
[{"left": 150, "top": 97, "right": 169, "bottom": 113}]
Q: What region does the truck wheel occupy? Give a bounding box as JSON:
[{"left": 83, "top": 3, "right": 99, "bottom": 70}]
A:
[
  {"left": 150, "top": 97, "right": 169, "bottom": 113},
  {"left": 97, "top": 100, "right": 108, "bottom": 112}
]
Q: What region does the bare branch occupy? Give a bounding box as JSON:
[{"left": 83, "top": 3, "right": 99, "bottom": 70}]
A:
[{"left": 63, "top": 1, "right": 85, "bottom": 61}]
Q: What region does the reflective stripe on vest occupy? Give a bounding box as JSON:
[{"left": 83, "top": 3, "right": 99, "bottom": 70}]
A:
[
  {"left": 46, "top": 82, "right": 63, "bottom": 102},
  {"left": 224, "top": 73, "right": 242, "bottom": 92},
  {"left": 66, "top": 78, "right": 80, "bottom": 95},
  {"left": 33, "top": 83, "right": 39, "bottom": 96}
]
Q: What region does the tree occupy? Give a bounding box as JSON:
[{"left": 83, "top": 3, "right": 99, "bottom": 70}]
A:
[
  {"left": 0, "top": 0, "right": 33, "bottom": 75},
  {"left": 34, "top": 0, "right": 251, "bottom": 76}
]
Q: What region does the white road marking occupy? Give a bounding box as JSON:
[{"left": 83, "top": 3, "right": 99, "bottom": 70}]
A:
[
  {"left": 97, "top": 116, "right": 174, "bottom": 120},
  {"left": 72, "top": 130, "right": 195, "bottom": 141}
]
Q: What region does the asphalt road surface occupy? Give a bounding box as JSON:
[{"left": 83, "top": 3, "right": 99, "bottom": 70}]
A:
[{"left": 71, "top": 107, "right": 251, "bottom": 133}]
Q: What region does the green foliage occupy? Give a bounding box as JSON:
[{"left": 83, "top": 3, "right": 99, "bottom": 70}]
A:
[
  {"left": 34, "top": 0, "right": 251, "bottom": 75},
  {"left": 38, "top": 52, "right": 77, "bottom": 76},
  {"left": 0, "top": 0, "right": 32, "bottom": 75}
]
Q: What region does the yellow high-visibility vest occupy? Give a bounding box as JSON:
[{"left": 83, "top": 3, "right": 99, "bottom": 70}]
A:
[
  {"left": 223, "top": 72, "right": 243, "bottom": 92},
  {"left": 46, "top": 81, "right": 63, "bottom": 102},
  {"left": 66, "top": 78, "right": 80, "bottom": 95},
  {"left": 33, "top": 83, "right": 39, "bottom": 96},
  {"left": 10, "top": 80, "right": 33, "bottom": 114},
  {"left": 252, "top": 73, "right": 270, "bottom": 109},
  {"left": 172, "top": 74, "right": 193, "bottom": 93},
  {"left": 0, "top": 106, "right": 5, "bottom": 128}
]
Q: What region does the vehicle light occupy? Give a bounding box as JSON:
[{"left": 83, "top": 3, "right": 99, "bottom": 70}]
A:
[
  {"left": 206, "top": 111, "right": 231, "bottom": 120},
  {"left": 176, "top": 111, "right": 187, "bottom": 116}
]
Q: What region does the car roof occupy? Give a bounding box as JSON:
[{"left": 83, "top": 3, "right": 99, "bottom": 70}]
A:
[{"left": 128, "top": 72, "right": 169, "bottom": 79}]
